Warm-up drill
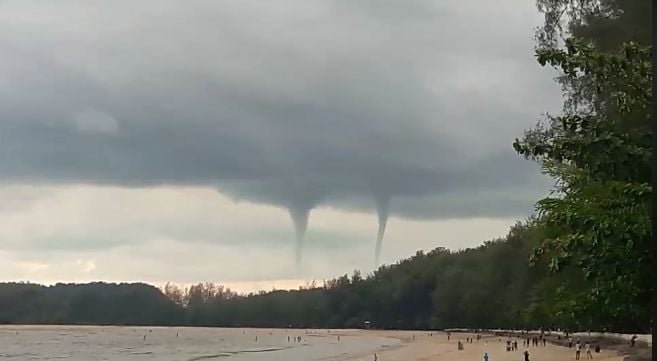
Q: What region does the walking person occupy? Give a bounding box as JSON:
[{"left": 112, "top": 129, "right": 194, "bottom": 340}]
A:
[
  {"left": 585, "top": 342, "right": 593, "bottom": 359},
  {"left": 575, "top": 340, "right": 581, "bottom": 360},
  {"left": 524, "top": 350, "right": 530, "bottom": 361}
]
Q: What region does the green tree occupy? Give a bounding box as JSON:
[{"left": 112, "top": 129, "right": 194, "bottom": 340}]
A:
[
  {"left": 535, "top": 0, "right": 651, "bottom": 51},
  {"left": 514, "top": 39, "right": 651, "bottom": 331}
]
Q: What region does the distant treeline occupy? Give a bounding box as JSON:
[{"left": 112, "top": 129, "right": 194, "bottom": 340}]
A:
[
  {"left": 0, "top": 282, "right": 183, "bottom": 326},
  {"left": 0, "top": 220, "right": 649, "bottom": 332}
]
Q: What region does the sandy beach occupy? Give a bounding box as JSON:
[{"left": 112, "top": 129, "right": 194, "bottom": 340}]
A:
[
  {"left": 340, "top": 330, "right": 625, "bottom": 361},
  {"left": 0, "top": 326, "right": 631, "bottom": 361}
]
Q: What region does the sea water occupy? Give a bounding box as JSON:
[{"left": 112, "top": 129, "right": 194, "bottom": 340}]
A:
[{"left": 0, "top": 325, "right": 399, "bottom": 360}]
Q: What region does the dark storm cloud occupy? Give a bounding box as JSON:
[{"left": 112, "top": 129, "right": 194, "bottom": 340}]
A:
[{"left": 0, "top": 0, "right": 560, "bottom": 220}]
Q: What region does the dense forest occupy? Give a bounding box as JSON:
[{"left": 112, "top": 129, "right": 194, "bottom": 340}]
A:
[{"left": 0, "top": 0, "right": 650, "bottom": 333}]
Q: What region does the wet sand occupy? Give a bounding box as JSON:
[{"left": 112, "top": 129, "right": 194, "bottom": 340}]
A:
[{"left": 340, "top": 331, "right": 625, "bottom": 361}]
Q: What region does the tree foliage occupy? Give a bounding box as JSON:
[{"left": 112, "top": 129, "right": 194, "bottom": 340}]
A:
[
  {"left": 535, "top": 0, "right": 651, "bottom": 51},
  {"left": 0, "top": 282, "right": 183, "bottom": 325},
  {"left": 513, "top": 39, "right": 651, "bottom": 331}
]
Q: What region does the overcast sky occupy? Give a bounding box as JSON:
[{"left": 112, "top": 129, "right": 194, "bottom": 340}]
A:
[{"left": 0, "top": 0, "right": 562, "bottom": 292}]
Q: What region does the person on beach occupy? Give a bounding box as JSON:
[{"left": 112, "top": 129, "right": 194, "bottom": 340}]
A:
[
  {"left": 630, "top": 335, "right": 637, "bottom": 347},
  {"left": 594, "top": 344, "right": 600, "bottom": 353},
  {"left": 575, "top": 340, "right": 581, "bottom": 360},
  {"left": 483, "top": 352, "right": 489, "bottom": 361},
  {"left": 585, "top": 342, "right": 593, "bottom": 359},
  {"left": 569, "top": 337, "right": 573, "bottom": 348},
  {"left": 542, "top": 338, "right": 546, "bottom": 346},
  {"left": 374, "top": 353, "right": 377, "bottom": 361},
  {"left": 524, "top": 350, "right": 530, "bottom": 361}
]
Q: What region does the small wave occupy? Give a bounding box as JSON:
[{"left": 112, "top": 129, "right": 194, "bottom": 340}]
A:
[
  {"left": 188, "top": 346, "right": 293, "bottom": 360},
  {"left": 239, "top": 348, "right": 284, "bottom": 353},
  {"left": 0, "top": 353, "right": 38, "bottom": 358},
  {"left": 188, "top": 354, "right": 231, "bottom": 361},
  {"left": 238, "top": 346, "right": 294, "bottom": 353}
]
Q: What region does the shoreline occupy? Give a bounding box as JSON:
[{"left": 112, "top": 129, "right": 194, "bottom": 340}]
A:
[{"left": 0, "top": 325, "right": 639, "bottom": 361}]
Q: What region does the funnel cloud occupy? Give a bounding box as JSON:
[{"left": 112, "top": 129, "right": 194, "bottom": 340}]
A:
[
  {"left": 374, "top": 195, "right": 390, "bottom": 266},
  {"left": 288, "top": 206, "right": 311, "bottom": 266}
]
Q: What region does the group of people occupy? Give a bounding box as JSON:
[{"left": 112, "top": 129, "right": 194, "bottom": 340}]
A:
[
  {"left": 572, "top": 339, "right": 595, "bottom": 360},
  {"left": 524, "top": 336, "right": 546, "bottom": 347},
  {"left": 461, "top": 330, "right": 606, "bottom": 361},
  {"left": 456, "top": 334, "right": 482, "bottom": 351},
  {"left": 287, "top": 335, "right": 303, "bottom": 343}
]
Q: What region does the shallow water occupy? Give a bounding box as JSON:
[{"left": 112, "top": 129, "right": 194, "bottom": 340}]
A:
[{"left": 0, "top": 326, "right": 399, "bottom": 361}]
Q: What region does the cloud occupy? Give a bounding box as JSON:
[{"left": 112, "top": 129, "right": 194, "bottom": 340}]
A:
[
  {"left": 76, "top": 259, "right": 96, "bottom": 273},
  {"left": 0, "top": 1, "right": 562, "bottom": 266},
  {"left": 73, "top": 109, "right": 119, "bottom": 136},
  {"left": 0, "top": 0, "right": 559, "bottom": 215},
  {"left": 20, "top": 261, "right": 49, "bottom": 274}
]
